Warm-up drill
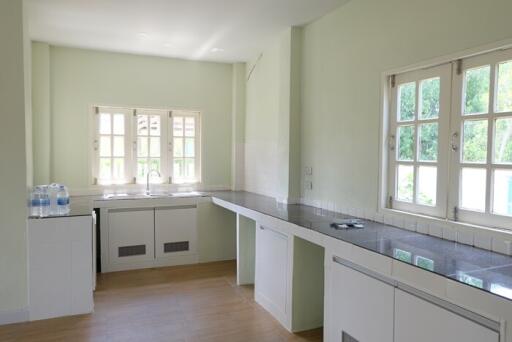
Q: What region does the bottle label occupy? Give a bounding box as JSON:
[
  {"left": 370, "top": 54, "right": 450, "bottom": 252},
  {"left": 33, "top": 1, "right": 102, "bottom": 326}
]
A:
[{"left": 57, "top": 197, "right": 69, "bottom": 206}]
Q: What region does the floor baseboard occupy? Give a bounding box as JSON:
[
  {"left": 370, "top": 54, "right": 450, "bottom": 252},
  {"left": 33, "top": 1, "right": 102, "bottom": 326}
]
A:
[{"left": 0, "top": 307, "right": 29, "bottom": 326}]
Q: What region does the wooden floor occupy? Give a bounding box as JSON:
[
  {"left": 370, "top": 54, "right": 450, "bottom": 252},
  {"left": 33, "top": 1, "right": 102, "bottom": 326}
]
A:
[{"left": 0, "top": 260, "right": 322, "bottom": 342}]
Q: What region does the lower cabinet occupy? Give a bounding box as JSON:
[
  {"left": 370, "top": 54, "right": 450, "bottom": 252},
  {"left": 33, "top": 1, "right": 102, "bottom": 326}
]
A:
[
  {"left": 28, "top": 216, "right": 94, "bottom": 321},
  {"left": 326, "top": 258, "right": 394, "bottom": 342},
  {"left": 102, "top": 205, "right": 198, "bottom": 272},
  {"left": 108, "top": 208, "right": 155, "bottom": 271},
  {"left": 154, "top": 206, "right": 198, "bottom": 265},
  {"left": 255, "top": 224, "right": 291, "bottom": 329},
  {"left": 394, "top": 289, "right": 499, "bottom": 342},
  {"left": 325, "top": 255, "right": 501, "bottom": 342}
]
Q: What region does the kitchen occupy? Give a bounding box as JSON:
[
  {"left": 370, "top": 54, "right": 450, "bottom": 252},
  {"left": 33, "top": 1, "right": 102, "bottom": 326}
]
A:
[{"left": 2, "top": 0, "right": 512, "bottom": 341}]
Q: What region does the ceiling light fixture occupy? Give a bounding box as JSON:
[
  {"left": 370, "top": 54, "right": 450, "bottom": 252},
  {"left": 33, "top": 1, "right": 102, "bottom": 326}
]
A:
[
  {"left": 211, "top": 47, "right": 224, "bottom": 53},
  {"left": 137, "top": 32, "right": 149, "bottom": 40},
  {"left": 163, "top": 43, "right": 173, "bottom": 48}
]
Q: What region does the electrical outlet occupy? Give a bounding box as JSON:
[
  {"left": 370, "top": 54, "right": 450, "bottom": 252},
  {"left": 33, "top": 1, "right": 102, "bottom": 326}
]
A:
[{"left": 305, "top": 166, "right": 313, "bottom": 176}]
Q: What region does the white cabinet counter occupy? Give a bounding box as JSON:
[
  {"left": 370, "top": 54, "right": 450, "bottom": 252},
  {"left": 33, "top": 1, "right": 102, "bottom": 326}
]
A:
[{"left": 28, "top": 215, "right": 94, "bottom": 321}]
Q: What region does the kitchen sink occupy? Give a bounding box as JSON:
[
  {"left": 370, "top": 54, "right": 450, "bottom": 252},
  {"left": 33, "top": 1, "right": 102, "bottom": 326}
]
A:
[{"left": 102, "top": 191, "right": 206, "bottom": 200}]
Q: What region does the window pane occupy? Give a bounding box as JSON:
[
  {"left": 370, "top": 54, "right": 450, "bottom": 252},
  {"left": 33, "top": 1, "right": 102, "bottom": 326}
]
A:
[
  {"left": 112, "top": 158, "right": 124, "bottom": 181},
  {"left": 397, "top": 125, "right": 415, "bottom": 161},
  {"left": 137, "top": 115, "right": 148, "bottom": 135},
  {"left": 137, "top": 159, "right": 148, "bottom": 178},
  {"left": 149, "top": 159, "right": 161, "bottom": 180},
  {"left": 417, "top": 166, "right": 437, "bottom": 206},
  {"left": 99, "top": 113, "right": 111, "bottom": 134},
  {"left": 137, "top": 137, "right": 148, "bottom": 157},
  {"left": 497, "top": 61, "right": 512, "bottom": 113},
  {"left": 493, "top": 169, "right": 512, "bottom": 216},
  {"left": 398, "top": 82, "right": 416, "bottom": 122},
  {"left": 462, "top": 120, "right": 488, "bottom": 163},
  {"left": 113, "top": 136, "right": 124, "bottom": 157},
  {"left": 174, "top": 137, "right": 183, "bottom": 157},
  {"left": 173, "top": 117, "right": 184, "bottom": 136},
  {"left": 99, "top": 158, "right": 112, "bottom": 180},
  {"left": 184, "top": 138, "right": 195, "bottom": 157},
  {"left": 149, "top": 115, "right": 160, "bottom": 136},
  {"left": 173, "top": 158, "right": 184, "bottom": 179},
  {"left": 99, "top": 136, "right": 111, "bottom": 157},
  {"left": 397, "top": 164, "right": 414, "bottom": 202},
  {"left": 113, "top": 114, "right": 124, "bottom": 135},
  {"left": 185, "top": 117, "right": 195, "bottom": 137},
  {"left": 463, "top": 66, "right": 490, "bottom": 115},
  {"left": 495, "top": 117, "right": 512, "bottom": 164},
  {"left": 461, "top": 168, "right": 486, "bottom": 211},
  {"left": 418, "top": 123, "right": 438, "bottom": 162},
  {"left": 185, "top": 159, "right": 195, "bottom": 178},
  {"left": 150, "top": 137, "right": 160, "bottom": 157},
  {"left": 419, "top": 77, "right": 440, "bottom": 119}
]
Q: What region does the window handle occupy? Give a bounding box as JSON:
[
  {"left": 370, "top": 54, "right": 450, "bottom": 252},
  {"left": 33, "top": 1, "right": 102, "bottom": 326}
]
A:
[
  {"left": 451, "top": 132, "right": 459, "bottom": 151},
  {"left": 93, "top": 139, "right": 98, "bottom": 151}
]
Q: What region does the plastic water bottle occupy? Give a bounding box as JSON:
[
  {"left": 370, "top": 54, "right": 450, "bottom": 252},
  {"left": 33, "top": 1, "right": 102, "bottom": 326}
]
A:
[
  {"left": 29, "top": 186, "right": 42, "bottom": 217},
  {"left": 48, "top": 183, "right": 60, "bottom": 216},
  {"left": 56, "top": 185, "right": 70, "bottom": 215},
  {"left": 39, "top": 186, "right": 50, "bottom": 217}
]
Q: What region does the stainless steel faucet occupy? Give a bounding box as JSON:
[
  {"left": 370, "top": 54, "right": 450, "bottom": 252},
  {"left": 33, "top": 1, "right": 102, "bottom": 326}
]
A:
[{"left": 146, "top": 169, "right": 161, "bottom": 195}]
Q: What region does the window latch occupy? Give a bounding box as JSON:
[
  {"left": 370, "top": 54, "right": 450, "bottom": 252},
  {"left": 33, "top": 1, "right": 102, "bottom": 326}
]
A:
[
  {"left": 451, "top": 132, "right": 459, "bottom": 151},
  {"left": 388, "top": 134, "right": 396, "bottom": 151}
]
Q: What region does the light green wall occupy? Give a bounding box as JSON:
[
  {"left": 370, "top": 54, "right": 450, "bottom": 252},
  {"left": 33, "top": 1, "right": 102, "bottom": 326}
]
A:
[
  {"left": 32, "top": 42, "right": 51, "bottom": 185},
  {"left": 197, "top": 202, "right": 236, "bottom": 262},
  {"left": 231, "top": 63, "right": 246, "bottom": 190},
  {"left": 300, "top": 0, "right": 512, "bottom": 210},
  {"left": 0, "top": 0, "right": 28, "bottom": 314},
  {"left": 244, "top": 28, "right": 301, "bottom": 202},
  {"left": 32, "top": 44, "right": 234, "bottom": 191}
]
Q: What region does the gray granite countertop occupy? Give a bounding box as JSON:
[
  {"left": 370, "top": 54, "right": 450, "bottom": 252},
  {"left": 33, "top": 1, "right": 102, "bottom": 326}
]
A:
[
  {"left": 210, "top": 191, "right": 512, "bottom": 302},
  {"left": 28, "top": 196, "right": 95, "bottom": 219}
]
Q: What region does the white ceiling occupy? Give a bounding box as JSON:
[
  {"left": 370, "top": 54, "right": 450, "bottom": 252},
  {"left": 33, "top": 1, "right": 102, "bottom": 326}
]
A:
[{"left": 26, "top": 0, "right": 348, "bottom": 63}]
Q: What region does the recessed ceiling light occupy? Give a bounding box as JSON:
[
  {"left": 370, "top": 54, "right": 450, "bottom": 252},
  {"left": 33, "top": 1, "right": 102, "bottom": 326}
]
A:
[
  {"left": 163, "top": 43, "right": 173, "bottom": 48},
  {"left": 137, "top": 32, "right": 149, "bottom": 40},
  {"left": 211, "top": 48, "right": 224, "bottom": 53}
]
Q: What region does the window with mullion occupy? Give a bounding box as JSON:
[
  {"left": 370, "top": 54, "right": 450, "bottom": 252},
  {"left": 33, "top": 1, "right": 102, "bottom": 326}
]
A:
[
  {"left": 171, "top": 114, "right": 197, "bottom": 183},
  {"left": 97, "top": 111, "right": 127, "bottom": 185},
  {"left": 458, "top": 56, "right": 512, "bottom": 217},
  {"left": 136, "top": 112, "right": 163, "bottom": 183},
  {"left": 394, "top": 76, "right": 441, "bottom": 208}
]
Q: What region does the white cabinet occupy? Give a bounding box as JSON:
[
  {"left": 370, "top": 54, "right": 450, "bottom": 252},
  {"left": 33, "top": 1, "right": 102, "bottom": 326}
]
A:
[
  {"left": 325, "top": 258, "right": 394, "bottom": 342},
  {"left": 154, "top": 206, "right": 198, "bottom": 265},
  {"left": 101, "top": 205, "right": 198, "bottom": 272},
  {"left": 28, "top": 216, "right": 94, "bottom": 321},
  {"left": 395, "top": 289, "right": 499, "bottom": 342},
  {"left": 107, "top": 208, "right": 155, "bottom": 271},
  {"left": 255, "top": 224, "right": 291, "bottom": 329}
]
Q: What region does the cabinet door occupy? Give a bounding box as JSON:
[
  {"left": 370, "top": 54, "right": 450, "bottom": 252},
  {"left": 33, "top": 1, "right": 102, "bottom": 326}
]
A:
[
  {"left": 326, "top": 259, "right": 394, "bottom": 342},
  {"left": 395, "top": 289, "right": 499, "bottom": 342},
  {"left": 154, "top": 206, "right": 197, "bottom": 259},
  {"left": 255, "top": 225, "right": 290, "bottom": 327},
  {"left": 108, "top": 208, "right": 155, "bottom": 268}
]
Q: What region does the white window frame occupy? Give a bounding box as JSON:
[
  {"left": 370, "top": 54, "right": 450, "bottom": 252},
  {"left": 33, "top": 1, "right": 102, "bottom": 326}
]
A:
[
  {"left": 133, "top": 108, "right": 169, "bottom": 184},
  {"left": 381, "top": 43, "right": 512, "bottom": 231},
  {"left": 388, "top": 64, "right": 452, "bottom": 218},
  {"left": 90, "top": 106, "right": 201, "bottom": 187},
  {"left": 91, "top": 106, "right": 134, "bottom": 185},
  {"left": 448, "top": 48, "right": 512, "bottom": 228},
  {"left": 169, "top": 110, "right": 201, "bottom": 184}
]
